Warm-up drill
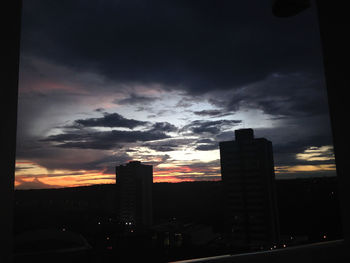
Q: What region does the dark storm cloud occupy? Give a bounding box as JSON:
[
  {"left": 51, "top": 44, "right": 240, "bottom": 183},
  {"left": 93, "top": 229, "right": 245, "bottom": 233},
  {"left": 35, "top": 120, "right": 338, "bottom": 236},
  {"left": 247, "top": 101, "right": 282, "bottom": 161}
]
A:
[
  {"left": 115, "top": 93, "right": 159, "bottom": 105},
  {"left": 72, "top": 112, "right": 148, "bottom": 129},
  {"left": 41, "top": 129, "right": 170, "bottom": 150},
  {"left": 17, "top": 0, "right": 335, "bottom": 182},
  {"left": 149, "top": 122, "right": 178, "bottom": 133},
  {"left": 206, "top": 72, "right": 330, "bottom": 119},
  {"left": 176, "top": 98, "right": 194, "bottom": 108},
  {"left": 223, "top": 73, "right": 329, "bottom": 117},
  {"left": 195, "top": 143, "right": 218, "bottom": 151},
  {"left": 181, "top": 119, "right": 242, "bottom": 135},
  {"left": 16, "top": 138, "right": 131, "bottom": 173},
  {"left": 194, "top": 138, "right": 218, "bottom": 151},
  {"left": 21, "top": 0, "right": 323, "bottom": 94},
  {"left": 144, "top": 145, "right": 177, "bottom": 152},
  {"left": 197, "top": 139, "right": 214, "bottom": 144}
]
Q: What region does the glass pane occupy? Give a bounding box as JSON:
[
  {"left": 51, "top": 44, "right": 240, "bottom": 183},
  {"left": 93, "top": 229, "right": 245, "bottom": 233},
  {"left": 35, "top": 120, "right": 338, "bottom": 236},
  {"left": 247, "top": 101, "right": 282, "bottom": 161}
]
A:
[{"left": 15, "top": 1, "right": 341, "bottom": 262}]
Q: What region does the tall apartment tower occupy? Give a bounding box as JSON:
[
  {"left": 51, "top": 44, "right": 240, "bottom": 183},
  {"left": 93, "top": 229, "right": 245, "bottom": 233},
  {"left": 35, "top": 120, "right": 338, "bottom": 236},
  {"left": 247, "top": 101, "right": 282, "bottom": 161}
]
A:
[
  {"left": 116, "top": 161, "right": 153, "bottom": 229},
  {"left": 219, "top": 129, "right": 279, "bottom": 250}
]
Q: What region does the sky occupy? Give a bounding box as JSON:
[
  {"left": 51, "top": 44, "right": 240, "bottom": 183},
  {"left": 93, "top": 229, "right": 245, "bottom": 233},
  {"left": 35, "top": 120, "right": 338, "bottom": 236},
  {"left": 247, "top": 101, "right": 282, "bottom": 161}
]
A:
[{"left": 15, "top": 0, "right": 336, "bottom": 189}]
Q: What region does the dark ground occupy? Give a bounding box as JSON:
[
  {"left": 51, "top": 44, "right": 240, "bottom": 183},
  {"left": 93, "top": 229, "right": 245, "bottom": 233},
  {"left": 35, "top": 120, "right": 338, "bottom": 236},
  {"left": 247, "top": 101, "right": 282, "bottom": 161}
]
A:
[{"left": 13, "top": 177, "right": 343, "bottom": 262}]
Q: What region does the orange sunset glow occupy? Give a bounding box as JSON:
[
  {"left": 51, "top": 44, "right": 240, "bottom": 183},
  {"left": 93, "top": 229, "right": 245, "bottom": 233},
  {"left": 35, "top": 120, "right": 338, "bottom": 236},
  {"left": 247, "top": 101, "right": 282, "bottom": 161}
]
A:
[
  {"left": 15, "top": 157, "right": 336, "bottom": 189},
  {"left": 15, "top": 158, "right": 223, "bottom": 188}
]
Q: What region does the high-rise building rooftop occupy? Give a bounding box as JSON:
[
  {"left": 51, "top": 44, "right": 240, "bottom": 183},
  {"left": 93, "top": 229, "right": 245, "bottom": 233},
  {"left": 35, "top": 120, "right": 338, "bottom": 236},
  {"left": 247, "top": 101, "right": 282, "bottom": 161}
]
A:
[
  {"left": 115, "top": 161, "right": 153, "bottom": 229},
  {"left": 219, "top": 129, "right": 280, "bottom": 250}
]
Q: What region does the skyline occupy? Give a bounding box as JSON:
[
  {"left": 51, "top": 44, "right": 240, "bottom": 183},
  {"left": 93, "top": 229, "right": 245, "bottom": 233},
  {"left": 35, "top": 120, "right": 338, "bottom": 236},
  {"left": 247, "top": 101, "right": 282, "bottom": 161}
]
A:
[{"left": 15, "top": 0, "right": 336, "bottom": 189}]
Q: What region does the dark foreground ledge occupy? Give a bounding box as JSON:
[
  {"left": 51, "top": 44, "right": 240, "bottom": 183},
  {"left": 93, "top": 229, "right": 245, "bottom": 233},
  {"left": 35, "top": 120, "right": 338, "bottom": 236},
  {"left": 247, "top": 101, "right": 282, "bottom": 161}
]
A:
[{"left": 170, "top": 239, "right": 348, "bottom": 263}]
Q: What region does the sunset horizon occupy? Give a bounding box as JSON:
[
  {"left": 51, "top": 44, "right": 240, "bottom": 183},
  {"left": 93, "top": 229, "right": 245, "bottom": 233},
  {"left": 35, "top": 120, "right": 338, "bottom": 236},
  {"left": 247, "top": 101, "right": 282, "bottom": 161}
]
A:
[{"left": 15, "top": 0, "right": 336, "bottom": 190}]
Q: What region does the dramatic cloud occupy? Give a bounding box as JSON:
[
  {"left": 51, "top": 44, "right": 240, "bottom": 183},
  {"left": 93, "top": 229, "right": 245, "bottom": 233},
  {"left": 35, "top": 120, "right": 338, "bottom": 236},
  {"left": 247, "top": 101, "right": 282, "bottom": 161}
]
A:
[
  {"left": 148, "top": 122, "right": 178, "bottom": 133},
  {"left": 181, "top": 119, "right": 242, "bottom": 135},
  {"left": 195, "top": 144, "right": 218, "bottom": 151},
  {"left": 15, "top": 0, "right": 336, "bottom": 188},
  {"left": 195, "top": 138, "right": 218, "bottom": 151},
  {"left": 209, "top": 73, "right": 329, "bottom": 118},
  {"left": 20, "top": 0, "right": 323, "bottom": 94},
  {"left": 41, "top": 129, "right": 171, "bottom": 150},
  {"left": 73, "top": 112, "right": 148, "bottom": 129},
  {"left": 115, "top": 93, "right": 159, "bottom": 105}
]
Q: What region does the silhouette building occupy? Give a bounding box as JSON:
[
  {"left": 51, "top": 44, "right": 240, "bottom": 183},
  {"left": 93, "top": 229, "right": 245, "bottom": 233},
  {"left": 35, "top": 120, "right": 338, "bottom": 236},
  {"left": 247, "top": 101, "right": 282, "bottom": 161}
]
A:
[
  {"left": 116, "top": 161, "right": 153, "bottom": 229},
  {"left": 219, "top": 128, "right": 280, "bottom": 250}
]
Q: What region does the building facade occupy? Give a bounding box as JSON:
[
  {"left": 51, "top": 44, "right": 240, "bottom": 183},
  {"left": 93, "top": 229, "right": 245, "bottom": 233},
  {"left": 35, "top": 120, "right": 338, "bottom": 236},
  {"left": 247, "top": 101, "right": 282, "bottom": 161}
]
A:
[
  {"left": 219, "top": 129, "right": 280, "bottom": 250},
  {"left": 116, "top": 161, "right": 153, "bottom": 229}
]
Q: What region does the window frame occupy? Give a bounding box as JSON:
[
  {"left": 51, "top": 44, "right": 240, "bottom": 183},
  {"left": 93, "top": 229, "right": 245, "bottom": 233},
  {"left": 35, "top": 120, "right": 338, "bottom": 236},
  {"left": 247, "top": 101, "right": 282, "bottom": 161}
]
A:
[{"left": 2, "top": 1, "right": 349, "bottom": 262}]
